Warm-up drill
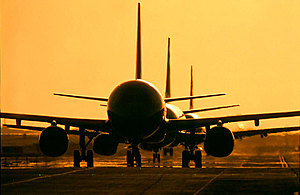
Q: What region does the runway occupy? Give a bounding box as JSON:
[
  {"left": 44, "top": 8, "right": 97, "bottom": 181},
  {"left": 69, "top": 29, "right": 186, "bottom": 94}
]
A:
[{"left": 2, "top": 153, "right": 299, "bottom": 194}]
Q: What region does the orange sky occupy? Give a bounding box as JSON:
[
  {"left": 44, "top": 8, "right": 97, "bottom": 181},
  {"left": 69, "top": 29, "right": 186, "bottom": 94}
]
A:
[{"left": 1, "top": 0, "right": 300, "bottom": 129}]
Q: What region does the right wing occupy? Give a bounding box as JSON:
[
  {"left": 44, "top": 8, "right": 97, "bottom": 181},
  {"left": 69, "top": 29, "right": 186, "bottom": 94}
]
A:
[{"left": 0, "top": 112, "right": 109, "bottom": 132}]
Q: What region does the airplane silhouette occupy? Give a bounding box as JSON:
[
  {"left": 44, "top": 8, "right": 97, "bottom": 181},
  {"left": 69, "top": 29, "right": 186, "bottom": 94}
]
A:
[{"left": 1, "top": 3, "right": 300, "bottom": 168}]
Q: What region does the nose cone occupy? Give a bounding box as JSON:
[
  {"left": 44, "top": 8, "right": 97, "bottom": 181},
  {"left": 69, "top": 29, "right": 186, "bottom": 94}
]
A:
[
  {"left": 107, "top": 80, "right": 165, "bottom": 139},
  {"left": 108, "top": 80, "right": 164, "bottom": 117}
]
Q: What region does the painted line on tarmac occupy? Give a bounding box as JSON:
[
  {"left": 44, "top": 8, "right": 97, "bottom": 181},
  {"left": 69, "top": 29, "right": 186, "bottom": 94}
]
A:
[
  {"left": 193, "top": 170, "right": 224, "bottom": 195},
  {"left": 2, "top": 168, "right": 93, "bottom": 187},
  {"left": 279, "top": 155, "right": 288, "bottom": 168}
]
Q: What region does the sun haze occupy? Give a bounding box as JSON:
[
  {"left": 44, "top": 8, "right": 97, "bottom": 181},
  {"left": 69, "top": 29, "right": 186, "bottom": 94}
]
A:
[{"left": 1, "top": 0, "right": 300, "bottom": 128}]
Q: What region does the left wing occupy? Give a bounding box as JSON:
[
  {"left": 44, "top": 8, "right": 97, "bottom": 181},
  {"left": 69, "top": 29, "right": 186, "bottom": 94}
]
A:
[
  {"left": 233, "top": 126, "right": 300, "bottom": 139},
  {"left": 0, "top": 112, "right": 109, "bottom": 132},
  {"left": 167, "top": 110, "right": 300, "bottom": 131}
]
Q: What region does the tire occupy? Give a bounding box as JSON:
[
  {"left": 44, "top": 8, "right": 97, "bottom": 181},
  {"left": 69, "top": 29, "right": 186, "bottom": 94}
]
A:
[
  {"left": 135, "top": 153, "right": 142, "bottom": 167},
  {"left": 182, "top": 150, "right": 190, "bottom": 168},
  {"left": 153, "top": 153, "right": 156, "bottom": 163},
  {"left": 157, "top": 154, "right": 160, "bottom": 163},
  {"left": 170, "top": 148, "right": 173, "bottom": 156},
  {"left": 127, "top": 150, "right": 134, "bottom": 167},
  {"left": 194, "top": 150, "right": 202, "bottom": 168},
  {"left": 74, "top": 150, "right": 81, "bottom": 168},
  {"left": 87, "top": 150, "right": 94, "bottom": 167}
]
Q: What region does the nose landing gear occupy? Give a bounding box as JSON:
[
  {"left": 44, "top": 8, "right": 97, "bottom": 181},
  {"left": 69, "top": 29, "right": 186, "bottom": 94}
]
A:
[{"left": 127, "top": 144, "right": 141, "bottom": 167}]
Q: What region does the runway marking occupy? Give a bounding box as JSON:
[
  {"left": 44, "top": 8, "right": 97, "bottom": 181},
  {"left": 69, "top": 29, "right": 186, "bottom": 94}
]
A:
[
  {"left": 193, "top": 170, "right": 224, "bottom": 195},
  {"left": 279, "top": 155, "right": 288, "bottom": 168},
  {"left": 2, "top": 168, "right": 93, "bottom": 187},
  {"left": 140, "top": 174, "right": 164, "bottom": 194}
]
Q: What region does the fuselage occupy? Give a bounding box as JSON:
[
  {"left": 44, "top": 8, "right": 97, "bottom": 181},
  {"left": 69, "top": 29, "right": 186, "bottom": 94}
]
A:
[{"left": 107, "top": 79, "right": 165, "bottom": 140}]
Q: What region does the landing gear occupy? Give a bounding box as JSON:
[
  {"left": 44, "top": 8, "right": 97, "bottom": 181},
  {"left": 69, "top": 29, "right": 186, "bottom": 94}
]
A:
[
  {"left": 73, "top": 128, "right": 95, "bottom": 167},
  {"left": 153, "top": 153, "right": 160, "bottom": 163},
  {"left": 182, "top": 150, "right": 190, "bottom": 168},
  {"left": 153, "top": 148, "right": 160, "bottom": 163},
  {"left": 194, "top": 150, "right": 202, "bottom": 168},
  {"left": 181, "top": 148, "right": 202, "bottom": 168},
  {"left": 74, "top": 150, "right": 81, "bottom": 167},
  {"left": 87, "top": 150, "right": 94, "bottom": 167},
  {"left": 127, "top": 144, "right": 141, "bottom": 167}
]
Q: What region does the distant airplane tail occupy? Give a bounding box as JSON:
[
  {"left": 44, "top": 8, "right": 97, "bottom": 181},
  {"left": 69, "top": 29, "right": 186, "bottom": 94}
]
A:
[
  {"left": 189, "top": 65, "right": 194, "bottom": 109},
  {"left": 136, "top": 3, "right": 142, "bottom": 79},
  {"left": 165, "top": 37, "right": 171, "bottom": 98}
]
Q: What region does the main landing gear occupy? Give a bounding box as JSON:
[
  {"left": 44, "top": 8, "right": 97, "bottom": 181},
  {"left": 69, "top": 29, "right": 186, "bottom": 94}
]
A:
[
  {"left": 127, "top": 144, "right": 141, "bottom": 167},
  {"left": 153, "top": 148, "right": 160, "bottom": 163},
  {"left": 182, "top": 128, "right": 202, "bottom": 168},
  {"left": 73, "top": 128, "right": 95, "bottom": 168},
  {"left": 182, "top": 148, "right": 202, "bottom": 168}
]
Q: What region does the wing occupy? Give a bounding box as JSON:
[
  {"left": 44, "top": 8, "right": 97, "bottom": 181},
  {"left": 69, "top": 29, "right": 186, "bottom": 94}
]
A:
[
  {"left": 54, "top": 93, "right": 108, "bottom": 101},
  {"left": 167, "top": 110, "right": 300, "bottom": 131},
  {"left": 0, "top": 112, "right": 109, "bottom": 132},
  {"left": 233, "top": 126, "right": 300, "bottom": 139},
  {"left": 164, "top": 93, "right": 225, "bottom": 102}
]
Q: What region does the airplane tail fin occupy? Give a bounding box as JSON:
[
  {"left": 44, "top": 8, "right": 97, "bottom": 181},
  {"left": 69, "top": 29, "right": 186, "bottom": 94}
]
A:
[
  {"left": 165, "top": 37, "right": 171, "bottom": 98},
  {"left": 189, "top": 65, "right": 194, "bottom": 109},
  {"left": 135, "top": 3, "right": 142, "bottom": 79}
]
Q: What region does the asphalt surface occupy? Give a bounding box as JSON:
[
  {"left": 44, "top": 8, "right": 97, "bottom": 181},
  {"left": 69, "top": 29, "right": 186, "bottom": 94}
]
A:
[{"left": 1, "top": 153, "right": 299, "bottom": 194}]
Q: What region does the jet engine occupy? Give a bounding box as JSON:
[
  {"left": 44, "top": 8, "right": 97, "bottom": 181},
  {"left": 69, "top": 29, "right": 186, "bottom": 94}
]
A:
[
  {"left": 204, "top": 126, "right": 234, "bottom": 157},
  {"left": 39, "top": 126, "right": 69, "bottom": 157},
  {"left": 93, "top": 134, "right": 118, "bottom": 156}
]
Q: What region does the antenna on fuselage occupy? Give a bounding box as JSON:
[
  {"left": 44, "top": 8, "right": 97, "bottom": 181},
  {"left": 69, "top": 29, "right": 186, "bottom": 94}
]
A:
[
  {"left": 189, "top": 65, "right": 194, "bottom": 109},
  {"left": 165, "top": 37, "right": 171, "bottom": 98},
  {"left": 135, "top": 3, "right": 142, "bottom": 79}
]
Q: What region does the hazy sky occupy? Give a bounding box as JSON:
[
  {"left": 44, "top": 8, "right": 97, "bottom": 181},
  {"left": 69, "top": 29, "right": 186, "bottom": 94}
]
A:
[{"left": 1, "top": 0, "right": 300, "bottom": 129}]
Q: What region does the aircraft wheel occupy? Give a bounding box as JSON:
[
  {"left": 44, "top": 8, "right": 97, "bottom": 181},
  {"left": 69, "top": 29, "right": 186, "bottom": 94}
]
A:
[
  {"left": 194, "top": 150, "right": 202, "bottom": 168},
  {"left": 127, "top": 150, "right": 134, "bottom": 167},
  {"left": 170, "top": 148, "right": 173, "bottom": 156},
  {"left": 74, "top": 150, "right": 81, "bottom": 167},
  {"left": 153, "top": 153, "right": 156, "bottom": 163},
  {"left": 157, "top": 154, "right": 160, "bottom": 163},
  {"left": 135, "top": 153, "right": 142, "bottom": 167},
  {"left": 182, "top": 150, "right": 190, "bottom": 168},
  {"left": 87, "top": 150, "right": 94, "bottom": 167}
]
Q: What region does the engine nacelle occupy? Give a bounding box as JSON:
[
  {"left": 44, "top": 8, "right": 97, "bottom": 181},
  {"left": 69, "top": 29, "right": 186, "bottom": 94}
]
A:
[
  {"left": 39, "top": 126, "right": 69, "bottom": 157},
  {"left": 204, "top": 126, "right": 234, "bottom": 157},
  {"left": 93, "top": 134, "right": 118, "bottom": 156}
]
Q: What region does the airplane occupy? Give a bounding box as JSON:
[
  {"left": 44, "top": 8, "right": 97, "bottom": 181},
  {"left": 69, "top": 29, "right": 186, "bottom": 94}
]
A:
[{"left": 1, "top": 3, "right": 300, "bottom": 168}]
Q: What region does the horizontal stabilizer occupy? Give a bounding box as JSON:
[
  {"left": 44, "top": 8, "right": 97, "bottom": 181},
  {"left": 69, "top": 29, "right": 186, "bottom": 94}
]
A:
[
  {"left": 54, "top": 93, "right": 108, "bottom": 102},
  {"left": 164, "top": 93, "right": 225, "bottom": 102},
  {"left": 183, "top": 104, "right": 240, "bottom": 114}
]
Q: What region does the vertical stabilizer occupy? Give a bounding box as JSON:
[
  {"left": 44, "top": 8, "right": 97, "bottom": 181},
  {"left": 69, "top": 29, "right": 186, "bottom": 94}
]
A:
[
  {"left": 135, "top": 3, "right": 142, "bottom": 79},
  {"left": 189, "top": 65, "right": 194, "bottom": 109},
  {"left": 165, "top": 38, "right": 171, "bottom": 98}
]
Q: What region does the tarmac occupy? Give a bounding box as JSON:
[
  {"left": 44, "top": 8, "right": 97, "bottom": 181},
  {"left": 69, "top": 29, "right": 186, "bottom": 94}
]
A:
[{"left": 1, "top": 153, "right": 299, "bottom": 194}]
